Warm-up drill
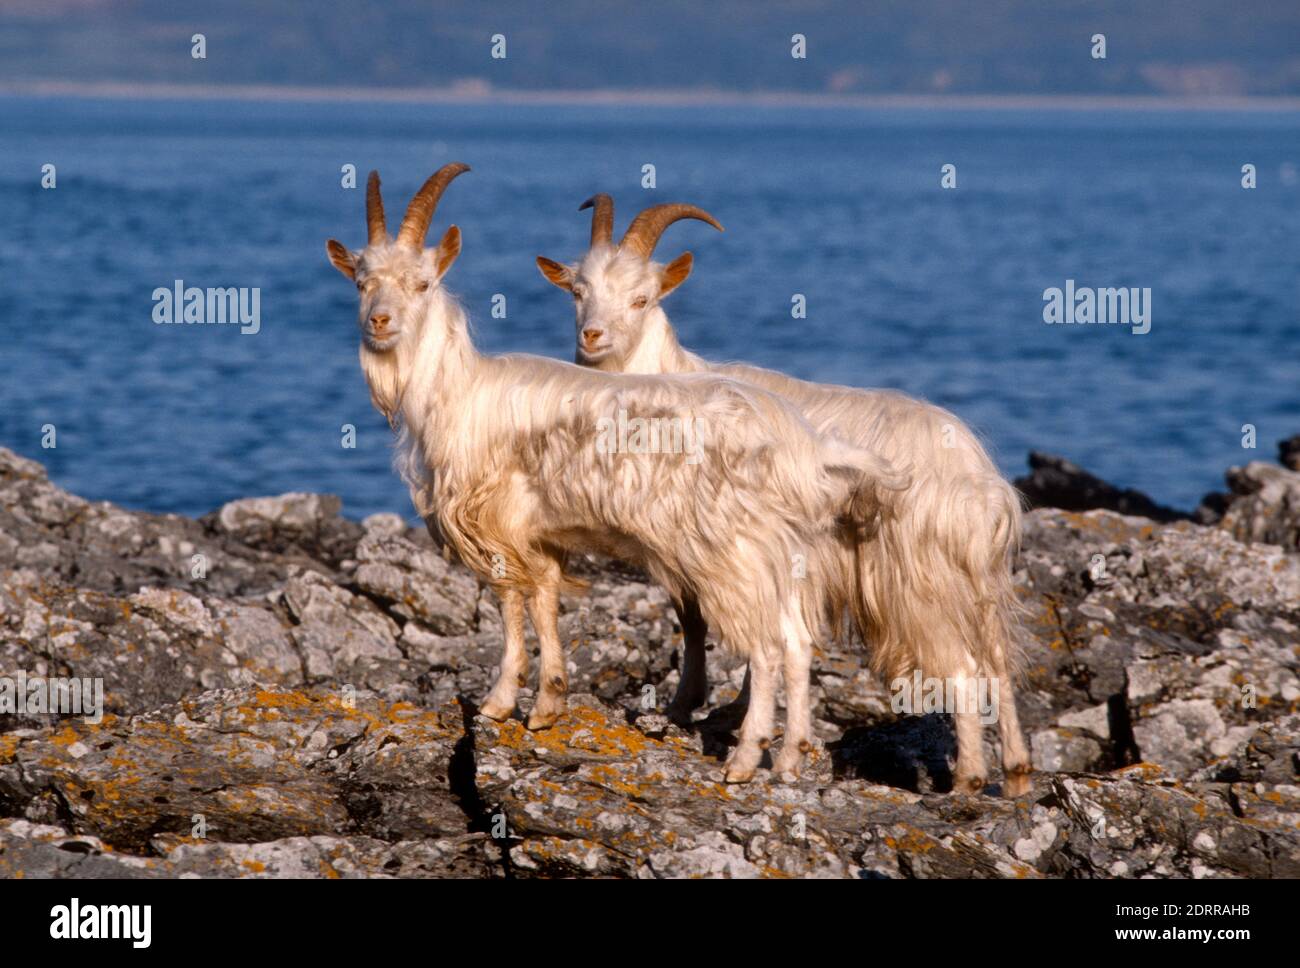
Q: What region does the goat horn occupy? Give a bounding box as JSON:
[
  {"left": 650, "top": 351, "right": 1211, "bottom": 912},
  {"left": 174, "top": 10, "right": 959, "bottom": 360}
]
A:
[
  {"left": 397, "top": 162, "right": 471, "bottom": 249},
  {"left": 619, "top": 204, "right": 723, "bottom": 260},
  {"left": 579, "top": 193, "right": 615, "bottom": 247},
  {"left": 366, "top": 170, "right": 387, "bottom": 245}
]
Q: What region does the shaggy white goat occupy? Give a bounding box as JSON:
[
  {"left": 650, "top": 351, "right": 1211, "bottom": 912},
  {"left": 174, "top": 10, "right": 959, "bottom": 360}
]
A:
[
  {"left": 537, "top": 196, "right": 1032, "bottom": 796},
  {"left": 326, "top": 166, "right": 906, "bottom": 782}
]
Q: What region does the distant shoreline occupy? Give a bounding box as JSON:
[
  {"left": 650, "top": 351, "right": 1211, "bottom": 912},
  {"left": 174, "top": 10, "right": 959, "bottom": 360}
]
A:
[{"left": 3, "top": 80, "right": 1299, "bottom": 112}]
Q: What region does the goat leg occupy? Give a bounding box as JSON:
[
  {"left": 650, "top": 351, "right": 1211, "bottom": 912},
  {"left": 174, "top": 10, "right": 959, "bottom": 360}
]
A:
[
  {"left": 526, "top": 583, "right": 568, "bottom": 730},
  {"left": 665, "top": 596, "right": 709, "bottom": 724},
  {"left": 479, "top": 587, "right": 528, "bottom": 721},
  {"left": 724, "top": 642, "right": 776, "bottom": 783},
  {"left": 772, "top": 609, "right": 813, "bottom": 778}
]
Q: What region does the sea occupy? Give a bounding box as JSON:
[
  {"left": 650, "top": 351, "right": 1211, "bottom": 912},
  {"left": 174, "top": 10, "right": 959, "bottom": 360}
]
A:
[{"left": 1, "top": 96, "right": 1296, "bottom": 519}]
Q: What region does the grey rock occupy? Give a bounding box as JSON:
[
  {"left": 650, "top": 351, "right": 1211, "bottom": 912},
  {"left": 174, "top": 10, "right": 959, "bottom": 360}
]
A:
[
  {"left": 0, "top": 818, "right": 495, "bottom": 879},
  {"left": 352, "top": 533, "right": 479, "bottom": 635},
  {"left": 2, "top": 445, "right": 1298, "bottom": 878},
  {"left": 1031, "top": 727, "right": 1106, "bottom": 773},
  {"left": 211, "top": 492, "right": 349, "bottom": 554},
  {"left": 1215, "top": 461, "right": 1300, "bottom": 551}
]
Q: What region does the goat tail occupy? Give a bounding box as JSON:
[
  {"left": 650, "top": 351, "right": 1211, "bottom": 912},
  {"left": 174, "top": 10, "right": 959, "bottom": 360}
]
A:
[{"left": 850, "top": 466, "right": 1026, "bottom": 687}]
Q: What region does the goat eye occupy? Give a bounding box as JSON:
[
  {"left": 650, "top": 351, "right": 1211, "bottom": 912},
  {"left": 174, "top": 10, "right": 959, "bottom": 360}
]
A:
[
  {"left": 632, "top": 296, "right": 648, "bottom": 309},
  {"left": 416, "top": 280, "right": 430, "bottom": 292}
]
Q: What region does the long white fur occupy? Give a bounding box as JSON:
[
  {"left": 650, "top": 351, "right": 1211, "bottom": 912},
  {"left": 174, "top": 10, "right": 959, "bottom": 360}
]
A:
[
  {"left": 540, "top": 234, "right": 1033, "bottom": 795},
  {"left": 327, "top": 175, "right": 907, "bottom": 782}
]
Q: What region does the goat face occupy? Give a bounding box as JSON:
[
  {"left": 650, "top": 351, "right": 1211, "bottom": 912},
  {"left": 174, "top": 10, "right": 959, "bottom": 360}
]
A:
[
  {"left": 537, "top": 246, "right": 695, "bottom": 368},
  {"left": 538, "top": 196, "right": 720, "bottom": 370},
  {"left": 326, "top": 165, "right": 469, "bottom": 353},
  {"left": 328, "top": 241, "right": 459, "bottom": 352}
]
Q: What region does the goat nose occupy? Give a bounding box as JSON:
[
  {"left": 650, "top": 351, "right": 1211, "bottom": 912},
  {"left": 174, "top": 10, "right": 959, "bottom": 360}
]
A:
[
  {"left": 582, "top": 328, "right": 604, "bottom": 345},
  {"left": 370, "top": 314, "right": 391, "bottom": 330}
]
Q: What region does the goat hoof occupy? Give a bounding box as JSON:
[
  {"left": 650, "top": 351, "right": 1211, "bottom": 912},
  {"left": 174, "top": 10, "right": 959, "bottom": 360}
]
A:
[
  {"left": 723, "top": 747, "right": 761, "bottom": 784},
  {"left": 478, "top": 699, "right": 514, "bottom": 722},
  {"left": 526, "top": 705, "right": 564, "bottom": 731},
  {"left": 953, "top": 774, "right": 987, "bottom": 795},
  {"left": 1002, "top": 768, "right": 1033, "bottom": 798},
  {"left": 772, "top": 749, "right": 803, "bottom": 779},
  {"left": 723, "top": 763, "right": 756, "bottom": 784}
]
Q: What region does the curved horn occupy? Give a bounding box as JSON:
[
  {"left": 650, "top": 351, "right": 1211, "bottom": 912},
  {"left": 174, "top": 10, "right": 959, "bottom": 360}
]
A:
[
  {"left": 619, "top": 203, "right": 723, "bottom": 260},
  {"left": 366, "top": 170, "right": 387, "bottom": 245},
  {"left": 397, "top": 162, "right": 471, "bottom": 249},
  {"left": 578, "top": 193, "right": 615, "bottom": 247}
]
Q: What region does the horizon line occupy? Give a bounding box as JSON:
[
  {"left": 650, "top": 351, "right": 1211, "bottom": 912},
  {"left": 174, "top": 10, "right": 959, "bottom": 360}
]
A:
[{"left": 3, "top": 80, "right": 1299, "bottom": 112}]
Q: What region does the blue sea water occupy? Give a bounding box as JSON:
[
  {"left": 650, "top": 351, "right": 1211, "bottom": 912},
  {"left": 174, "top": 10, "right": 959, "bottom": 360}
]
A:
[{"left": 0, "top": 96, "right": 1296, "bottom": 520}]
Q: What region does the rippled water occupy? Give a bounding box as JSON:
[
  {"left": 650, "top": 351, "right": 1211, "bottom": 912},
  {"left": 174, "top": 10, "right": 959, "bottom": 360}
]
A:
[{"left": 1, "top": 97, "right": 1296, "bottom": 519}]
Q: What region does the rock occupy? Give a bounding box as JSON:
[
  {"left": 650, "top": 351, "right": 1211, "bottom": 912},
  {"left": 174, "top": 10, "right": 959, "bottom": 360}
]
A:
[
  {"left": 1050, "top": 765, "right": 1299, "bottom": 878},
  {"left": 1214, "top": 461, "right": 1300, "bottom": 551},
  {"left": 158, "top": 832, "right": 497, "bottom": 878},
  {"left": 0, "top": 686, "right": 471, "bottom": 851},
  {"left": 1057, "top": 702, "right": 1111, "bottom": 738},
  {"left": 1017, "top": 508, "right": 1299, "bottom": 778},
  {"left": 1, "top": 445, "right": 1297, "bottom": 879},
  {"left": 1031, "top": 727, "right": 1106, "bottom": 773},
  {"left": 1195, "top": 434, "right": 1300, "bottom": 550},
  {"left": 361, "top": 512, "right": 408, "bottom": 538},
  {"left": 1281, "top": 434, "right": 1300, "bottom": 473},
  {"left": 1014, "top": 452, "right": 1188, "bottom": 522},
  {"left": 1130, "top": 698, "right": 1232, "bottom": 776},
  {"left": 0, "top": 570, "right": 303, "bottom": 718},
  {"left": 283, "top": 569, "right": 403, "bottom": 678},
  {"left": 0, "top": 819, "right": 495, "bottom": 879},
  {"left": 207, "top": 492, "right": 362, "bottom": 567},
  {"left": 352, "top": 533, "right": 480, "bottom": 635},
  {"left": 0, "top": 448, "right": 351, "bottom": 599}
]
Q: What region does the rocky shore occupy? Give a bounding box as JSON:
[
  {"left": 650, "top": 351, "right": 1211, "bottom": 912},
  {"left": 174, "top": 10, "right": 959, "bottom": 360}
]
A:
[{"left": 0, "top": 441, "right": 1297, "bottom": 878}]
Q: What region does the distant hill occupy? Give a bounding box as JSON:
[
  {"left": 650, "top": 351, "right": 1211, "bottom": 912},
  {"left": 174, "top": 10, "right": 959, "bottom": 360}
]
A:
[{"left": 1, "top": 0, "right": 1298, "bottom": 96}]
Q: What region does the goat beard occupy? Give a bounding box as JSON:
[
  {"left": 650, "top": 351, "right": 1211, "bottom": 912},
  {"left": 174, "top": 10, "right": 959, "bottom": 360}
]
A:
[{"left": 360, "top": 345, "right": 405, "bottom": 429}]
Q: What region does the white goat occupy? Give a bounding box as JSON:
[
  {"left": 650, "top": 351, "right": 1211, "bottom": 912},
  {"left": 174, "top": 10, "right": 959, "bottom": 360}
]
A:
[
  {"left": 326, "top": 166, "right": 906, "bottom": 781},
  {"left": 537, "top": 196, "right": 1032, "bottom": 796}
]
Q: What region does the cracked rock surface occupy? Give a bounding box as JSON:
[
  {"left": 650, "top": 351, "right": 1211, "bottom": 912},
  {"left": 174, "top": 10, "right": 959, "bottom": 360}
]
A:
[{"left": 1, "top": 446, "right": 1296, "bottom": 878}]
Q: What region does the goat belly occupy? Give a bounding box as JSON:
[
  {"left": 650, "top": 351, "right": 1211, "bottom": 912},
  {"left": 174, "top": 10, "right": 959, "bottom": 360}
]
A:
[{"left": 543, "top": 526, "right": 639, "bottom": 561}]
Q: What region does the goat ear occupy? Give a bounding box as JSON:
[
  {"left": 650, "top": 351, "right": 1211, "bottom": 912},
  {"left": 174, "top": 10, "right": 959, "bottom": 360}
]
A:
[
  {"left": 535, "top": 256, "right": 573, "bottom": 291},
  {"left": 433, "top": 225, "right": 461, "bottom": 278},
  {"left": 326, "top": 239, "right": 356, "bottom": 280},
  {"left": 659, "top": 252, "right": 694, "bottom": 297}
]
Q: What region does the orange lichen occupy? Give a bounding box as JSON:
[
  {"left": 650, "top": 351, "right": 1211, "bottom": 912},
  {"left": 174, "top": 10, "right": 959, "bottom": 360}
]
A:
[
  {"left": 492, "top": 705, "right": 661, "bottom": 759},
  {"left": 586, "top": 763, "right": 650, "bottom": 798}
]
